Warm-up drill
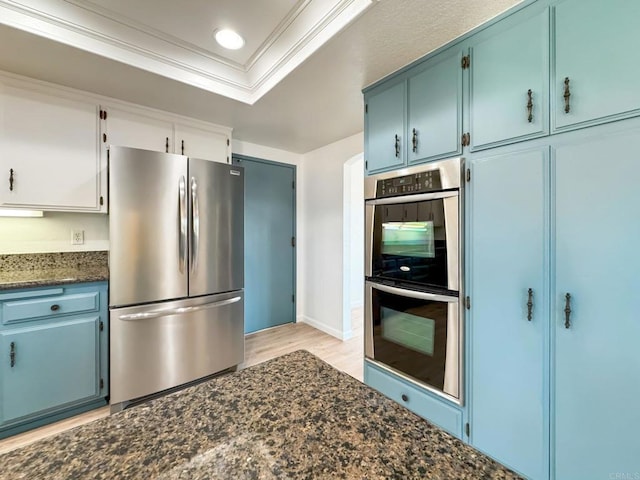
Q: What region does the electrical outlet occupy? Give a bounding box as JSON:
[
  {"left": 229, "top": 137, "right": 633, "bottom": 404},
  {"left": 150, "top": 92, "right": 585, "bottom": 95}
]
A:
[{"left": 71, "top": 229, "right": 84, "bottom": 245}]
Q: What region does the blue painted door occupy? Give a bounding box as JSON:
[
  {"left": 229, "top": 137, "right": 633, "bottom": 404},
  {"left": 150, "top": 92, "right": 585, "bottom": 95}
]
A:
[
  {"left": 470, "top": 4, "right": 549, "bottom": 150},
  {"left": 365, "top": 81, "right": 405, "bottom": 173},
  {"left": 553, "top": 130, "right": 640, "bottom": 479},
  {"left": 553, "top": 0, "right": 640, "bottom": 130},
  {"left": 0, "top": 317, "right": 100, "bottom": 426},
  {"left": 469, "top": 147, "right": 548, "bottom": 480},
  {"left": 407, "top": 48, "right": 462, "bottom": 164},
  {"left": 233, "top": 156, "right": 295, "bottom": 334}
]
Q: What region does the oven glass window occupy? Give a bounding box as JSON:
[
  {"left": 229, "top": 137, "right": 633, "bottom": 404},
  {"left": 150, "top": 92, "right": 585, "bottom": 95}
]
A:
[
  {"left": 372, "top": 199, "right": 450, "bottom": 290},
  {"left": 373, "top": 289, "right": 449, "bottom": 391}
]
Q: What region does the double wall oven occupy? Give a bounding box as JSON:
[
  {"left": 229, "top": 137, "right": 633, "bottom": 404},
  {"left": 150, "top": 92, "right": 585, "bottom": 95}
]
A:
[{"left": 365, "top": 157, "right": 464, "bottom": 404}]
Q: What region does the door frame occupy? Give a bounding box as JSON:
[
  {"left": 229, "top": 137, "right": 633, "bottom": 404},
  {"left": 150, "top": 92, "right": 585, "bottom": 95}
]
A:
[{"left": 231, "top": 154, "right": 297, "bottom": 330}]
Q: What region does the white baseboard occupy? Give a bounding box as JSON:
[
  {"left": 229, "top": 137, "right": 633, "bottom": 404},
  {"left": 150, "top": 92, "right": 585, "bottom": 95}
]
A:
[{"left": 299, "top": 315, "right": 346, "bottom": 340}]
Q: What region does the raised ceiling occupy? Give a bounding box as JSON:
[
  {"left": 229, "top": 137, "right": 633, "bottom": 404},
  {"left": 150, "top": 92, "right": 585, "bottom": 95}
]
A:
[
  {"left": 0, "top": 0, "right": 373, "bottom": 103},
  {"left": 0, "top": 0, "right": 523, "bottom": 153}
]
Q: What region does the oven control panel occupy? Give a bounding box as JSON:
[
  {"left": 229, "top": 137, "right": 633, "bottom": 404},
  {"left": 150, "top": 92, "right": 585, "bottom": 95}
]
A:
[{"left": 377, "top": 170, "right": 443, "bottom": 197}]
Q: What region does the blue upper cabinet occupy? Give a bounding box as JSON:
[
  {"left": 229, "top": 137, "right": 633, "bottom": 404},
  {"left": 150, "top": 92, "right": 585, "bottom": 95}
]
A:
[
  {"left": 365, "top": 81, "right": 406, "bottom": 174},
  {"left": 552, "top": 0, "right": 640, "bottom": 131},
  {"left": 469, "top": 4, "right": 549, "bottom": 151},
  {"left": 407, "top": 49, "right": 463, "bottom": 164},
  {"left": 552, "top": 128, "right": 640, "bottom": 480},
  {"left": 469, "top": 146, "right": 549, "bottom": 480}
]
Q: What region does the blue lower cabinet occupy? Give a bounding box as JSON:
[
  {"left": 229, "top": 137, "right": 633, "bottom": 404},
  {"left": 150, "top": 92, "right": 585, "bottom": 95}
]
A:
[
  {"left": 364, "top": 361, "right": 463, "bottom": 438},
  {"left": 0, "top": 282, "right": 108, "bottom": 438}
]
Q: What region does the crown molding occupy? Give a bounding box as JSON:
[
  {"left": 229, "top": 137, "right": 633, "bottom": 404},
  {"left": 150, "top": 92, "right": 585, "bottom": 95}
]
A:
[{"left": 0, "top": 0, "right": 373, "bottom": 104}]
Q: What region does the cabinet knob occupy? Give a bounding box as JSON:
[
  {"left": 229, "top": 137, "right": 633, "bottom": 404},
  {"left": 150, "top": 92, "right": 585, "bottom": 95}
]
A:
[
  {"left": 401, "top": 394, "right": 409, "bottom": 402},
  {"left": 50, "top": 304, "right": 60, "bottom": 312}
]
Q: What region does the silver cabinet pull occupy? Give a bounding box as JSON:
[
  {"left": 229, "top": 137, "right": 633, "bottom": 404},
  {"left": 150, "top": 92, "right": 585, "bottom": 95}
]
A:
[
  {"left": 178, "top": 176, "right": 187, "bottom": 274},
  {"left": 190, "top": 177, "right": 200, "bottom": 274},
  {"left": 527, "top": 288, "right": 534, "bottom": 321}
]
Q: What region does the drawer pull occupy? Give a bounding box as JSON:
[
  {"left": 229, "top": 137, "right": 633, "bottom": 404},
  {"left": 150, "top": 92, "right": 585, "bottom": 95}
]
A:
[
  {"left": 10, "top": 342, "right": 16, "bottom": 368},
  {"left": 50, "top": 304, "right": 60, "bottom": 311},
  {"left": 401, "top": 394, "right": 409, "bottom": 402}
]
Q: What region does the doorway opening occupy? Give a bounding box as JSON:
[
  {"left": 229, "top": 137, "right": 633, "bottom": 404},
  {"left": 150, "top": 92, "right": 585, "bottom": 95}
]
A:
[{"left": 342, "top": 153, "right": 364, "bottom": 339}]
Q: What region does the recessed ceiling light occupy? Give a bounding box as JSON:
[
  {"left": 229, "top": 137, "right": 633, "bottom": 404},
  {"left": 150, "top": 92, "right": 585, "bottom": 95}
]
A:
[{"left": 214, "top": 29, "right": 245, "bottom": 50}]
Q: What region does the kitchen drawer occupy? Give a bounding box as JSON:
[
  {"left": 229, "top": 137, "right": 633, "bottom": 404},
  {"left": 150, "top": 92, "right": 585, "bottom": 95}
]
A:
[
  {"left": 365, "top": 360, "right": 463, "bottom": 438},
  {"left": 1, "top": 290, "right": 99, "bottom": 325}
]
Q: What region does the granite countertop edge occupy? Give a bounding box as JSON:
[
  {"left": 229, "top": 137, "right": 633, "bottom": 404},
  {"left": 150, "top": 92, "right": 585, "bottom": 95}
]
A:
[{"left": 0, "top": 272, "right": 109, "bottom": 291}]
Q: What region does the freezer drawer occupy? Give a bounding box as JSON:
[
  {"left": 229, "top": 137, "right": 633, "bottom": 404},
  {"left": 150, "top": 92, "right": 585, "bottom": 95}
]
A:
[{"left": 109, "top": 291, "right": 244, "bottom": 405}]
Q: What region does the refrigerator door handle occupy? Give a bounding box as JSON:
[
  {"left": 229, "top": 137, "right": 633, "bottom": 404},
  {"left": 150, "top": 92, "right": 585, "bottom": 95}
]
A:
[
  {"left": 190, "top": 176, "right": 200, "bottom": 274},
  {"left": 117, "top": 296, "right": 242, "bottom": 321},
  {"left": 178, "top": 176, "right": 187, "bottom": 274}
]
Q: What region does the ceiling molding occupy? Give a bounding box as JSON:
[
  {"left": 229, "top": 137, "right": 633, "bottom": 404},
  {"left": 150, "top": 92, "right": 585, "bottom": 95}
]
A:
[{"left": 0, "top": 0, "right": 374, "bottom": 104}]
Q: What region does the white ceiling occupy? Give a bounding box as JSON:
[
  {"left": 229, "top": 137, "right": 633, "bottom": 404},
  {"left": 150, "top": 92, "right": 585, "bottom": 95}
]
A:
[{"left": 0, "top": 0, "right": 522, "bottom": 154}]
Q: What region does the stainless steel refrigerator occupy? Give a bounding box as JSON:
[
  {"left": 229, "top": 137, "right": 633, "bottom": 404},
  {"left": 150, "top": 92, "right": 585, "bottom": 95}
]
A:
[{"left": 108, "top": 146, "right": 244, "bottom": 410}]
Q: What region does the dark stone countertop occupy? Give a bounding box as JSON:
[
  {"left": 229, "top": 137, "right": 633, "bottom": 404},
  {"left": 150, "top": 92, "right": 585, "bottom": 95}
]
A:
[
  {"left": 0, "top": 251, "right": 108, "bottom": 290},
  {"left": 0, "top": 350, "right": 523, "bottom": 480}
]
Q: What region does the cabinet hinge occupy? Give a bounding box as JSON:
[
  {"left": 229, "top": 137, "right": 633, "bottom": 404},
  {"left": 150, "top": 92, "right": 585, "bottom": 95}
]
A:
[
  {"left": 466, "top": 169, "right": 471, "bottom": 183},
  {"left": 465, "top": 422, "right": 470, "bottom": 436},
  {"left": 292, "top": 294, "right": 295, "bottom": 303},
  {"left": 291, "top": 236, "right": 296, "bottom": 247},
  {"left": 103, "top": 110, "right": 107, "bottom": 120},
  {"left": 99, "top": 320, "right": 104, "bottom": 331},
  {"left": 465, "top": 296, "right": 471, "bottom": 309},
  {"left": 292, "top": 180, "right": 295, "bottom": 189},
  {"left": 100, "top": 378, "right": 104, "bottom": 390},
  {"left": 102, "top": 133, "right": 107, "bottom": 143},
  {"left": 99, "top": 196, "right": 104, "bottom": 206},
  {"left": 227, "top": 138, "right": 230, "bottom": 146},
  {"left": 461, "top": 132, "right": 470, "bottom": 147},
  {"left": 461, "top": 55, "right": 470, "bottom": 69},
  {"left": 365, "top": 160, "right": 368, "bottom": 170},
  {"left": 227, "top": 156, "right": 230, "bottom": 164},
  {"left": 99, "top": 109, "right": 103, "bottom": 120},
  {"left": 365, "top": 104, "right": 368, "bottom": 114}
]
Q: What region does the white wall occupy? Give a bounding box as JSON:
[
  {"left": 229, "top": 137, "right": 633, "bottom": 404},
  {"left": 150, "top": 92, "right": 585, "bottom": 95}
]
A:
[
  {"left": 0, "top": 212, "right": 109, "bottom": 254},
  {"left": 299, "top": 132, "right": 364, "bottom": 339},
  {"left": 348, "top": 156, "right": 364, "bottom": 308}
]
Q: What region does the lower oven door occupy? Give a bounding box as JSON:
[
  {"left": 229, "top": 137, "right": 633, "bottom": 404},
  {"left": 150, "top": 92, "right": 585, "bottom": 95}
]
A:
[{"left": 365, "top": 281, "right": 461, "bottom": 402}]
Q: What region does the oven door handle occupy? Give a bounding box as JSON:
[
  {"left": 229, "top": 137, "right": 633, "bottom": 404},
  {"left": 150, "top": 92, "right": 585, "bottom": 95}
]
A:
[
  {"left": 365, "top": 190, "right": 458, "bottom": 206},
  {"left": 367, "top": 281, "right": 458, "bottom": 303}
]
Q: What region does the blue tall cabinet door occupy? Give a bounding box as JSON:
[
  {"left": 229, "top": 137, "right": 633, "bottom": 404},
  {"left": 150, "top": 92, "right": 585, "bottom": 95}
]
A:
[
  {"left": 469, "top": 6, "right": 549, "bottom": 151},
  {"left": 553, "top": 130, "right": 640, "bottom": 479},
  {"left": 469, "top": 147, "right": 549, "bottom": 480},
  {"left": 553, "top": 0, "right": 640, "bottom": 130},
  {"left": 365, "top": 81, "right": 405, "bottom": 173},
  {"left": 407, "top": 49, "right": 462, "bottom": 164},
  {"left": 232, "top": 156, "right": 295, "bottom": 334},
  {"left": 0, "top": 317, "right": 100, "bottom": 425}
]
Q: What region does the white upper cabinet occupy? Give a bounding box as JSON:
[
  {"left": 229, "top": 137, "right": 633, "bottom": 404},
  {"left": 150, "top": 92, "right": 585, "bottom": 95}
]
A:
[
  {"left": 0, "top": 83, "right": 103, "bottom": 212},
  {"left": 101, "top": 106, "right": 174, "bottom": 154},
  {"left": 174, "top": 122, "right": 229, "bottom": 163}
]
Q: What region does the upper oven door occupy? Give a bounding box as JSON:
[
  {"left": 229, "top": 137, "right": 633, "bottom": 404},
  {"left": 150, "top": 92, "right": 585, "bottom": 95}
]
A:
[{"left": 366, "top": 190, "right": 459, "bottom": 292}]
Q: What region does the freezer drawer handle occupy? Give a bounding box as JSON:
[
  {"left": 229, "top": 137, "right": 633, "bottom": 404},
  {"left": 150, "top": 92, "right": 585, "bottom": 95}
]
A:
[{"left": 118, "top": 296, "right": 241, "bottom": 321}]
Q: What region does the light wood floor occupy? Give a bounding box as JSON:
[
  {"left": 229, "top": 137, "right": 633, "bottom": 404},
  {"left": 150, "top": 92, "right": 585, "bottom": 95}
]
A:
[{"left": 0, "top": 321, "right": 363, "bottom": 455}]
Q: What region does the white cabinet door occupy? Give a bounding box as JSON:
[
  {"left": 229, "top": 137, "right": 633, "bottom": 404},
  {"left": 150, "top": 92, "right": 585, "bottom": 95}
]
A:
[
  {"left": 174, "top": 123, "right": 229, "bottom": 163},
  {"left": 102, "top": 106, "right": 174, "bottom": 154},
  {"left": 0, "top": 84, "right": 101, "bottom": 212}
]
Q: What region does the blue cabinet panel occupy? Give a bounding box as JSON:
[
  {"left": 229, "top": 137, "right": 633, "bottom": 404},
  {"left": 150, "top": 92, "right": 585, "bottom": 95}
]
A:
[
  {"left": 553, "top": 129, "right": 640, "bottom": 479},
  {"left": 553, "top": 0, "right": 640, "bottom": 130},
  {"left": 365, "top": 82, "right": 405, "bottom": 173},
  {"left": 0, "top": 317, "right": 99, "bottom": 425},
  {"left": 469, "top": 147, "right": 549, "bottom": 480},
  {"left": 407, "top": 49, "right": 462, "bottom": 163},
  {"left": 470, "top": 5, "right": 549, "bottom": 150},
  {"left": 365, "top": 361, "right": 463, "bottom": 438},
  {"left": 1, "top": 292, "right": 99, "bottom": 325}
]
